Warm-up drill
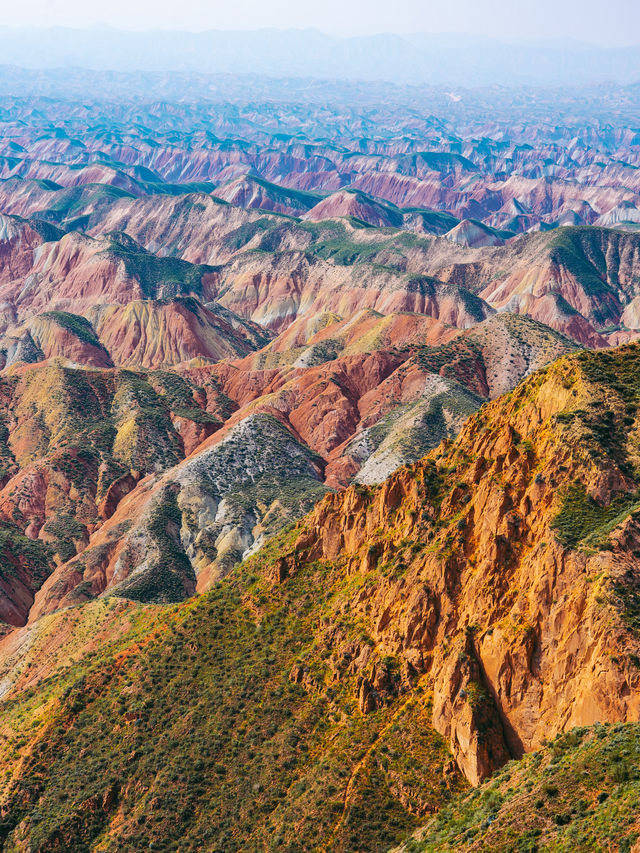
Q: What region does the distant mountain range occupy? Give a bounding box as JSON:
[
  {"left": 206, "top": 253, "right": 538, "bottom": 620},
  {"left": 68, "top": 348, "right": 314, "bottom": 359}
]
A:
[{"left": 1, "top": 26, "right": 640, "bottom": 86}]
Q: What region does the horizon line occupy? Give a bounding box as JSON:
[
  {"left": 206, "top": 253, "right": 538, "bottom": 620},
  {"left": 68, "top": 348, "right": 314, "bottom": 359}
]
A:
[{"left": 0, "top": 24, "right": 636, "bottom": 50}]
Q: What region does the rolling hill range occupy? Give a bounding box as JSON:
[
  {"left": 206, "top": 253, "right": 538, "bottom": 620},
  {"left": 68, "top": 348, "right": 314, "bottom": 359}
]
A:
[
  {"left": 3, "top": 203, "right": 640, "bottom": 351},
  {"left": 1, "top": 344, "right": 640, "bottom": 850},
  {"left": 0, "top": 309, "right": 576, "bottom": 635},
  {"left": 1, "top": 79, "right": 640, "bottom": 238},
  {"left": 0, "top": 73, "right": 640, "bottom": 852}
]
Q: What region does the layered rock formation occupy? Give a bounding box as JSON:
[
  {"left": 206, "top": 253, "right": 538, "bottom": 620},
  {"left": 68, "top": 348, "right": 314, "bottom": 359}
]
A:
[
  {"left": 4, "top": 202, "right": 639, "bottom": 353},
  {"left": 3, "top": 187, "right": 640, "bottom": 360},
  {"left": 0, "top": 305, "right": 580, "bottom": 634}
]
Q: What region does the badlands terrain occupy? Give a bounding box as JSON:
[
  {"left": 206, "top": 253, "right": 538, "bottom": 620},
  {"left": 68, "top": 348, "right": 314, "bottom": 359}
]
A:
[{"left": 0, "top": 71, "right": 639, "bottom": 851}]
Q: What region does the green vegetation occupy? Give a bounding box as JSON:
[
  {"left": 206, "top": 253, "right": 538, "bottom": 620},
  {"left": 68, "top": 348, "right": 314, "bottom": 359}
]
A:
[
  {"left": 400, "top": 207, "right": 458, "bottom": 234},
  {"left": 0, "top": 361, "right": 250, "bottom": 622},
  {"left": 226, "top": 175, "right": 323, "bottom": 210},
  {"left": 410, "top": 151, "right": 476, "bottom": 173},
  {"left": 26, "top": 217, "right": 64, "bottom": 242},
  {"left": 2, "top": 330, "right": 640, "bottom": 853},
  {"left": 117, "top": 485, "right": 195, "bottom": 604},
  {"left": 612, "top": 577, "right": 640, "bottom": 637},
  {"left": 352, "top": 388, "right": 481, "bottom": 478},
  {"left": 35, "top": 183, "right": 134, "bottom": 228},
  {"left": 171, "top": 406, "right": 221, "bottom": 425},
  {"left": 403, "top": 724, "right": 640, "bottom": 852},
  {"left": 111, "top": 369, "right": 184, "bottom": 470},
  {"left": 551, "top": 485, "right": 640, "bottom": 549},
  {"left": 417, "top": 338, "right": 485, "bottom": 391},
  {"left": 42, "top": 512, "right": 87, "bottom": 562},
  {"left": 102, "top": 233, "right": 219, "bottom": 299},
  {"left": 39, "top": 311, "right": 105, "bottom": 349},
  {"left": 548, "top": 228, "right": 620, "bottom": 325},
  {"left": 311, "top": 235, "right": 393, "bottom": 266},
  {"left": 306, "top": 224, "right": 434, "bottom": 269},
  {"left": 224, "top": 217, "right": 274, "bottom": 251},
  {"left": 145, "top": 180, "right": 218, "bottom": 196},
  {"left": 406, "top": 277, "right": 488, "bottom": 324},
  {"left": 570, "top": 346, "right": 640, "bottom": 476},
  {"left": 0, "top": 523, "right": 51, "bottom": 586},
  {"left": 577, "top": 345, "right": 640, "bottom": 406},
  {"left": 174, "top": 412, "right": 332, "bottom": 576}
]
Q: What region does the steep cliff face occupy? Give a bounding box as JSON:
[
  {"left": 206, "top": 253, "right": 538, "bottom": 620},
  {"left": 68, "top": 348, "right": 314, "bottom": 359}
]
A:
[
  {"left": 279, "top": 343, "right": 640, "bottom": 782},
  {"left": 3, "top": 81, "right": 640, "bottom": 853}
]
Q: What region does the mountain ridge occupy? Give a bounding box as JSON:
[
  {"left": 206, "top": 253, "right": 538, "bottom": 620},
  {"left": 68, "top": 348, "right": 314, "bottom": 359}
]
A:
[
  {"left": 1, "top": 341, "right": 640, "bottom": 849},
  {"left": 0, "top": 28, "right": 639, "bottom": 86}
]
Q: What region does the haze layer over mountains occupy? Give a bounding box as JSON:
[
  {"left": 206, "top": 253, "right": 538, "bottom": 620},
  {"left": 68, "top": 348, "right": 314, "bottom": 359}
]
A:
[{"left": 2, "top": 26, "right": 640, "bottom": 86}]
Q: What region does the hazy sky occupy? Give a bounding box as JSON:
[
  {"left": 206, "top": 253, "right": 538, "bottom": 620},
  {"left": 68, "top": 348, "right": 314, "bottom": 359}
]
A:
[{"left": 5, "top": 0, "right": 640, "bottom": 46}]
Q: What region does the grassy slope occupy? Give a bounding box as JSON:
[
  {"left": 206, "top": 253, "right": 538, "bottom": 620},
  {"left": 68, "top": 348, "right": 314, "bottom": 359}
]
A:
[
  {"left": 402, "top": 724, "right": 640, "bottom": 852},
  {"left": 38, "top": 311, "right": 106, "bottom": 350},
  {"left": 0, "top": 529, "right": 466, "bottom": 853},
  {"left": 102, "top": 237, "right": 219, "bottom": 300}
]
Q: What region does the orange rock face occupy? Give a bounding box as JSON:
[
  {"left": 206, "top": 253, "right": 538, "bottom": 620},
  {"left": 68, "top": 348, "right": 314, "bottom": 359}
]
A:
[{"left": 280, "top": 347, "right": 640, "bottom": 782}]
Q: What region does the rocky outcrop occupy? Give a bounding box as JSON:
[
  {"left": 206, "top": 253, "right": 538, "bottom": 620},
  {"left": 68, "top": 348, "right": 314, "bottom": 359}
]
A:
[
  {"left": 444, "top": 219, "right": 504, "bottom": 248},
  {"left": 89, "top": 297, "right": 270, "bottom": 367},
  {"left": 432, "top": 630, "right": 511, "bottom": 785},
  {"left": 281, "top": 345, "right": 640, "bottom": 781},
  {"left": 303, "top": 189, "right": 404, "bottom": 228}
]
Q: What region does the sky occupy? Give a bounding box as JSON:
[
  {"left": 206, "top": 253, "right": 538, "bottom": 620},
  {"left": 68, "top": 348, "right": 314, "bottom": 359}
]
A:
[{"left": 5, "top": 0, "right": 640, "bottom": 46}]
